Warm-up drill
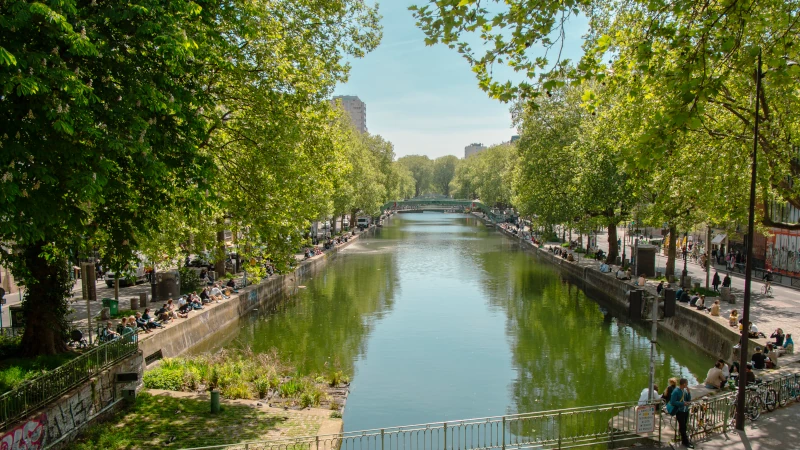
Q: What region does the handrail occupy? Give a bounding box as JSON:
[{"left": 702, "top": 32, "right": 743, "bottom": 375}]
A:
[{"left": 0, "top": 330, "right": 138, "bottom": 431}]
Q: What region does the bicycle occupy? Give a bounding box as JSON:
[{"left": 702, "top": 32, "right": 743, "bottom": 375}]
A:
[
  {"left": 778, "top": 374, "right": 800, "bottom": 407},
  {"left": 687, "top": 401, "right": 716, "bottom": 435},
  {"left": 761, "top": 283, "right": 774, "bottom": 297},
  {"left": 756, "top": 381, "right": 778, "bottom": 412},
  {"left": 727, "top": 386, "right": 762, "bottom": 428}
]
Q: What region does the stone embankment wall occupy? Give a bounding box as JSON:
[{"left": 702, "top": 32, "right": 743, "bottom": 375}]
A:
[
  {"left": 491, "top": 221, "right": 744, "bottom": 361},
  {"left": 0, "top": 353, "right": 143, "bottom": 450},
  {"left": 138, "top": 227, "right": 373, "bottom": 364}
]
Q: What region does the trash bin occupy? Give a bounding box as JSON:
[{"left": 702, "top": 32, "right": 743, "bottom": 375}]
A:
[
  {"left": 102, "top": 298, "right": 119, "bottom": 316},
  {"left": 9, "top": 306, "right": 24, "bottom": 328},
  {"left": 663, "top": 288, "right": 676, "bottom": 317},
  {"left": 628, "top": 289, "right": 643, "bottom": 320}
]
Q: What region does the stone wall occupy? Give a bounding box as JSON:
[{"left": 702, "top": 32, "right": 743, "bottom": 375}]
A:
[
  {"left": 139, "top": 228, "right": 373, "bottom": 364},
  {"left": 0, "top": 352, "right": 143, "bottom": 450},
  {"left": 493, "top": 222, "right": 744, "bottom": 361}
]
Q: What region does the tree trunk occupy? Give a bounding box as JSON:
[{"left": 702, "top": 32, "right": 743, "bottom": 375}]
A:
[
  {"left": 666, "top": 225, "right": 677, "bottom": 280},
  {"left": 20, "top": 242, "right": 72, "bottom": 356},
  {"left": 215, "top": 227, "right": 226, "bottom": 277},
  {"left": 606, "top": 223, "right": 619, "bottom": 264}
]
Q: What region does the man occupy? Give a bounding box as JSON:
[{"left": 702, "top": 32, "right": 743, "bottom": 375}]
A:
[
  {"left": 669, "top": 378, "right": 694, "bottom": 448},
  {"left": 100, "top": 321, "right": 119, "bottom": 342},
  {"left": 751, "top": 347, "right": 767, "bottom": 370},
  {"left": 638, "top": 384, "right": 659, "bottom": 405},
  {"left": 745, "top": 364, "right": 757, "bottom": 384},
  {"left": 656, "top": 281, "right": 664, "bottom": 296},
  {"left": 704, "top": 361, "right": 725, "bottom": 389},
  {"left": 722, "top": 273, "right": 731, "bottom": 288},
  {"left": 199, "top": 287, "right": 211, "bottom": 304},
  {"left": 762, "top": 269, "right": 773, "bottom": 292}
]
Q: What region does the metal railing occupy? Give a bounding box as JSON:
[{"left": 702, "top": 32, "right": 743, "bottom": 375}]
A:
[
  {"left": 0, "top": 330, "right": 138, "bottom": 431},
  {"left": 183, "top": 401, "right": 658, "bottom": 450}
]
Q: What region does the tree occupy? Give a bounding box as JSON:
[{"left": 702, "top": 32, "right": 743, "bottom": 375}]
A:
[
  {"left": 0, "top": 0, "right": 381, "bottom": 355},
  {"left": 397, "top": 155, "right": 434, "bottom": 197},
  {"left": 432, "top": 155, "right": 459, "bottom": 196}
]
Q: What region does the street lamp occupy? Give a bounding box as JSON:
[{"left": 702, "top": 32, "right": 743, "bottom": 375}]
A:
[{"left": 680, "top": 231, "right": 689, "bottom": 288}]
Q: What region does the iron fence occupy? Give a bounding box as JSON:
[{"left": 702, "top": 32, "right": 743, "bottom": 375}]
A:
[
  {"left": 0, "top": 330, "right": 138, "bottom": 431},
  {"left": 183, "top": 401, "right": 660, "bottom": 450}
]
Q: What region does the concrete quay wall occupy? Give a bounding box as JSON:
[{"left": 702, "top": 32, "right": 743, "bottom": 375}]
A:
[
  {"left": 138, "top": 227, "right": 373, "bottom": 364},
  {"left": 493, "top": 223, "right": 739, "bottom": 361}
]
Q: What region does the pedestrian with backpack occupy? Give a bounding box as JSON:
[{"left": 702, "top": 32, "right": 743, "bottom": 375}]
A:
[{"left": 668, "top": 378, "right": 694, "bottom": 448}]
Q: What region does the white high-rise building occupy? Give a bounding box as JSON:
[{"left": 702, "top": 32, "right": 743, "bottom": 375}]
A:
[
  {"left": 332, "top": 95, "right": 367, "bottom": 133},
  {"left": 464, "top": 143, "right": 487, "bottom": 158}
]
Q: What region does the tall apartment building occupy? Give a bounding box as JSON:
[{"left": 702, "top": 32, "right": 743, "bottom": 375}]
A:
[
  {"left": 464, "top": 143, "right": 487, "bottom": 158},
  {"left": 331, "top": 95, "right": 367, "bottom": 133}
]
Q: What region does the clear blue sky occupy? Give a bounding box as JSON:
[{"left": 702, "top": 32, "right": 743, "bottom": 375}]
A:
[{"left": 334, "top": 1, "right": 588, "bottom": 159}]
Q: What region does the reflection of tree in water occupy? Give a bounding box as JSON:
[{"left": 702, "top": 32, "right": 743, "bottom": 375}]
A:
[
  {"left": 469, "top": 244, "right": 706, "bottom": 439},
  {"left": 229, "top": 250, "right": 398, "bottom": 376}
]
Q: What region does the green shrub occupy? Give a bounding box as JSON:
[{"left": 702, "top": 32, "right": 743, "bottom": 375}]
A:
[
  {"left": 278, "top": 379, "right": 302, "bottom": 398},
  {"left": 253, "top": 376, "right": 271, "bottom": 398},
  {"left": 330, "top": 411, "right": 342, "bottom": 419},
  {"left": 179, "top": 267, "right": 203, "bottom": 295},
  {"left": 143, "top": 368, "right": 183, "bottom": 391},
  {"left": 326, "top": 371, "right": 349, "bottom": 387},
  {"left": 220, "top": 379, "right": 251, "bottom": 399}
]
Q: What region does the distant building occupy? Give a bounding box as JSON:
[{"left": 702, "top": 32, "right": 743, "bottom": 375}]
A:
[
  {"left": 511, "top": 135, "right": 520, "bottom": 143},
  {"left": 464, "top": 143, "right": 487, "bottom": 158},
  {"left": 331, "top": 95, "right": 367, "bottom": 133}
]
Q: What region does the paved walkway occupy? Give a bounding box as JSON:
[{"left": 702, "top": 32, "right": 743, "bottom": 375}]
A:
[
  {"left": 594, "top": 230, "right": 800, "bottom": 350},
  {"left": 655, "top": 399, "right": 800, "bottom": 449}
]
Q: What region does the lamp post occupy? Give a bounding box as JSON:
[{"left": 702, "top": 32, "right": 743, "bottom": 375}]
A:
[
  {"left": 681, "top": 231, "right": 689, "bottom": 288},
  {"left": 736, "top": 50, "right": 763, "bottom": 431}
]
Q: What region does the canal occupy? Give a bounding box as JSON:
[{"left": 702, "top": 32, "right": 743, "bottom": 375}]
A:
[{"left": 206, "top": 214, "right": 707, "bottom": 432}]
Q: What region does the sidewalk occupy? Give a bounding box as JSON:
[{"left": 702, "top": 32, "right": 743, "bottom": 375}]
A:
[
  {"left": 595, "top": 230, "right": 800, "bottom": 350},
  {"left": 654, "top": 399, "right": 800, "bottom": 449}
]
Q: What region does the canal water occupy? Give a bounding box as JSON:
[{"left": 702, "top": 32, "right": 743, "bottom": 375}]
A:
[{"left": 207, "top": 214, "right": 707, "bottom": 432}]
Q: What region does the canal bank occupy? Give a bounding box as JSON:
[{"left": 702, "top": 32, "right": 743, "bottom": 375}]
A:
[
  {"left": 137, "top": 225, "right": 378, "bottom": 367},
  {"left": 488, "top": 217, "right": 759, "bottom": 364}
]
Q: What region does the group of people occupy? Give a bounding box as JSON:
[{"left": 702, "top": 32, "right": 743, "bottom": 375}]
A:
[
  {"left": 323, "top": 232, "right": 354, "bottom": 250},
  {"left": 98, "top": 278, "right": 239, "bottom": 340}
]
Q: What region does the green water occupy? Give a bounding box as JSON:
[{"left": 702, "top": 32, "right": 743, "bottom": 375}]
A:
[{"left": 209, "top": 214, "right": 707, "bottom": 432}]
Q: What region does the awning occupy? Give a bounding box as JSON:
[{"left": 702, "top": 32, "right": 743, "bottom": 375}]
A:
[{"left": 711, "top": 234, "right": 727, "bottom": 245}]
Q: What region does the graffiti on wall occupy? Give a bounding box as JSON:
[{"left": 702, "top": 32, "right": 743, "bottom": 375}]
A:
[
  {"left": 0, "top": 414, "right": 47, "bottom": 450},
  {"left": 766, "top": 229, "right": 800, "bottom": 276}
]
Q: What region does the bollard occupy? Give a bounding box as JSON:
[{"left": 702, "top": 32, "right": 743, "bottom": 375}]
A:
[
  {"left": 139, "top": 292, "right": 149, "bottom": 308},
  {"left": 130, "top": 297, "right": 139, "bottom": 310},
  {"left": 211, "top": 390, "right": 220, "bottom": 413},
  {"left": 100, "top": 307, "right": 111, "bottom": 321}
]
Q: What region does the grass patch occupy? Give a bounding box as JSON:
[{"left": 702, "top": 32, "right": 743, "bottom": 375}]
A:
[
  {"left": 93, "top": 309, "right": 140, "bottom": 321},
  {"left": 143, "top": 349, "right": 348, "bottom": 409},
  {"left": 0, "top": 351, "right": 81, "bottom": 393},
  {"left": 73, "top": 392, "right": 324, "bottom": 449},
  {"left": 690, "top": 287, "right": 719, "bottom": 297}
]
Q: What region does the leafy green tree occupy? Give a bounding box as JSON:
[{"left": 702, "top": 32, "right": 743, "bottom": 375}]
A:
[
  {"left": 397, "top": 155, "right": 434, "bottom": 197},
  {"left": 432, "top": 155, "right": 459, "bottom": 196}
]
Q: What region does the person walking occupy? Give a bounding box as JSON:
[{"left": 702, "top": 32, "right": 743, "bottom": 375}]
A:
[
  {"left": 712, "top": 271, "right": 721, "bottom": 292},
  {"left": 722, "top": 273, "right": 731, "bottom": 288},
  {"left": 669, "top": 378, "right": 694, "bottom": 448}
]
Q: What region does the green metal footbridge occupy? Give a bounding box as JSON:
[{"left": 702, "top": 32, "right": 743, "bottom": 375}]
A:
[{"left": 381, "top": 199, "right": 501, "bottom": 221}]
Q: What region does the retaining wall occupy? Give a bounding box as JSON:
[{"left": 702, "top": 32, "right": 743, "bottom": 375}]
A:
[
  {"left": 494, "top": 223, "right": 742, "bottom": 361},
  {"left": 138, "top": 228, "right": 373, "bottom": 364},
  {"left": 0, "top": 352, "right": 143, "bottom": 450}
]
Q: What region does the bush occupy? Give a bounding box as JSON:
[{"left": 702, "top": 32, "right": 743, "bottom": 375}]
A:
[
  {"left": 143, "top": 369, "right": 183, "bottom": 391},
  {"left": 278, "top": 379, "right": 302, "bottom": 398},
  {"left": 179, "top": 267, "right": 203, "bottom": 295}
]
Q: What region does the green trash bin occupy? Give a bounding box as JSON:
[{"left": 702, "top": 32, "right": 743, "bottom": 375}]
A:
[{"left": 102, "top": 298, "right": 119, "bottom": 316}]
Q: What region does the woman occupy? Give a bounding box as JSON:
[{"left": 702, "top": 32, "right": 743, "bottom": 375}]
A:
[
  {"left": 661, "top": 378, "right": 678, "bottom": 404},
  {"left": 134, "top": 312, "right": 151, "bottom": 333},
  {"left": 710, "top": 300, "right": 720, "bottom": 316},
  {"left": 784, "top": 334, "right": 794, "bottom": 353},
  {"left": 116, "top": 317, "right": 127, "bottom": 335},
  {"left": 729, "top": 309, "right": 739, "bottom": 327},
  {"left": 771, "top": 328, "right": 785, "bottom": 347},
  {"left": 142, "top": 308, "right": 163, "bottom": 328}
]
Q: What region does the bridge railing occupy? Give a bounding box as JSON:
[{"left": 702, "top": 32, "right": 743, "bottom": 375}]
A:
[{"left": 181, "top": 401, "right": 657, "bottom": 450}]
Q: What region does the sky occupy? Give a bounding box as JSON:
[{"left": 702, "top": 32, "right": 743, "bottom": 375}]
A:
[{"left": 333, "top": 1, "right": 588, "bottom": 159}]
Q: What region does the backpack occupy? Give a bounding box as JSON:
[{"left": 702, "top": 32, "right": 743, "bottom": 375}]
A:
[{"left": 667, "top": 389, "right": 685, "bottom": 416}]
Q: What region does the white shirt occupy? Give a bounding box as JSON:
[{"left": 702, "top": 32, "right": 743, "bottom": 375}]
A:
[
  {"left": 638, "top": 388, "right": 657, "bottom": 405},
  {"left": 750, "top": 324, "right": 759, "bottom": 333},
  {"left": 211, "top": 287, "right": 223, "bottom": 296},
  {"left": 722, "top": 363, "right": 730, "bottom": 378}
]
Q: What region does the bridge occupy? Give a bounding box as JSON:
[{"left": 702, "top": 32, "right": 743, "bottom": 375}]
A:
[{"left": 381, "top": 199, "right": 502, "bottom": 221}]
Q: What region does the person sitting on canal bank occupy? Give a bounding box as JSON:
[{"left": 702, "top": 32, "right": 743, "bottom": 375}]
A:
[
  {"left": 123, "top": 316, "right": 136, "bottom": 335},
  {"left": 599, "top": 262, "right": 611, "bottom": 273},
  {"left": 680, "top": 291, "right": 691, "bottom": 303},
  {"left": 704, "top": 361, "right": 726, "bottom": 389},
  {"left": 694, "top": 295, "right": 706, "bottom": 310},
  {"left": 718, "top": 359, "right": 730, "bottom": 382},
  {"left": 199, "top": 287, "right": 211, "bottom": 304},
  {"left": 729, "top": 309, "right": 739, "bottom": 327},
  {"left": 637, "top": 274, "right": 646, "bottom": 287},
  {"left": 712, "top": 271, "right": 721, "bottom": 292},
  {"left": 710, "top": 299, "right": 720, "bottom": 316},
  {"left": 156, "top": 304, "right": 172, "bottom": 323},
  {"left": 751, "top": 347, "right": 767, "bottom": 370},
  {"left": 638, "top": 384, "right": 659, "bottom": 405},
  {"left": 142, "top": 309, "right": 163, "bottom": 328},
  {"left": 101, "top": 321, "right": 119, "bottom": 341},
  {"left": 116, "top": 317, "right": 128, "bottom": 335},
  {"left": 662, "top": 378, "right": 678, "bottom": 404},
  {"left": 616, "top": 267, "right": 631, "bottom": 280},
  {"left": 784, "top": 334, "right": 794, "bottom": 353},
  {"left": 771, "top": 328, "right": 785, "bottom": 347},
  {"left": 567, "top": 252, "right": 575, "bottom": 262},
  {"left": 745, "top": 364, "right": 757, "bottom": 384},
  {"left": 134, "top": 312, "right": 151, "bottom": 334},
  {"left": 669, "top": 378, "right": 694, "bottom": 448},
  {"left": 748, "top": 322, "right": 766, "bottom": 338},
  {"left": 765, "top": 343, "right": 779, "bottom": 369}
]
